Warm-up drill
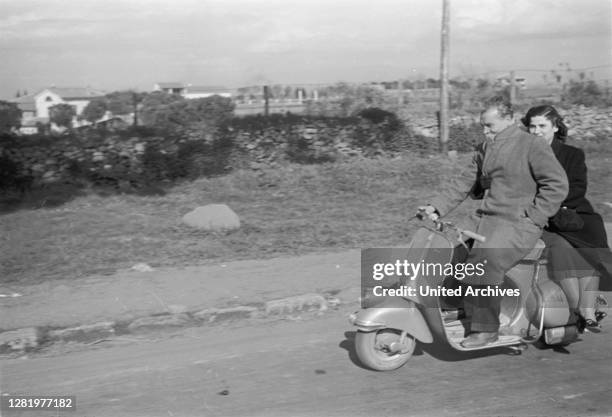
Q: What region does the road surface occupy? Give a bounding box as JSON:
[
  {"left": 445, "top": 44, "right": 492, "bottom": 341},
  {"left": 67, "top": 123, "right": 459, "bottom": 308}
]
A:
[{"left": 2, "top": 307, "right": 612, "bottom": 417}]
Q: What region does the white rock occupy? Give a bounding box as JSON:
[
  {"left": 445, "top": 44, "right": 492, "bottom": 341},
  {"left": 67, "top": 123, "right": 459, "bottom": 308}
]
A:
[
  {"left": 182, "top": 204, "right": 241, "bottom": 231},
  {"left": 131, "top": 263, "right": 154, "bottom": 272}
]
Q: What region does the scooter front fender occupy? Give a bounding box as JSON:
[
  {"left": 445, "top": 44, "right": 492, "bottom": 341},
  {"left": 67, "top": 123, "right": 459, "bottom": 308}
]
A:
[{"left": 350, "top": 298, "right": 433, "bottom": 344}]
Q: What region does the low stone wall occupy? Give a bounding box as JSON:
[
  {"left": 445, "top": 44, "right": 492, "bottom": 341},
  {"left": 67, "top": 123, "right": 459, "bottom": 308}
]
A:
[
  {"left": 1, "top": 135, "right": 152, "bottom": 185},
  {"left": 562, "top": 106, "right": 612, "bottom": 139},
  {"left": 405, "top": 105, "right": 612, "bottom": 140},
  {"left": 1, "top": 105, "right": 609, "bottom": 189}
]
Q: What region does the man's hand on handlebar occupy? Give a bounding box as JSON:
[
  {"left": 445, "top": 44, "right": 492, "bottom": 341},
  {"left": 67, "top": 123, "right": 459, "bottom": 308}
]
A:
[{"left": 416, "top": 205, "right": 440, "bottom": 221}]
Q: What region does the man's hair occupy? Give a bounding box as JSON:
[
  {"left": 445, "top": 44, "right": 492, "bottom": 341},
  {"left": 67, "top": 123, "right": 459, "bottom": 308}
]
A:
[{"left": 482, "top": 96, "right": 513, "bottom": 119}]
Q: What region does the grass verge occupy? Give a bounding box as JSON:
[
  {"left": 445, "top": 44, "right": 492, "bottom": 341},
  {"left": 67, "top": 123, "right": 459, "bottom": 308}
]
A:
[{"left": 2, "top": 148, "right": 611, "bottom": 286}]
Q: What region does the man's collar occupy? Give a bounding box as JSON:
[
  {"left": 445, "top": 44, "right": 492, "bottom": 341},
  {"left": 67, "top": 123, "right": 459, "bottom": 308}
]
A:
[{"left": 492, "top": 123, "right": 519, "bottom": 142}]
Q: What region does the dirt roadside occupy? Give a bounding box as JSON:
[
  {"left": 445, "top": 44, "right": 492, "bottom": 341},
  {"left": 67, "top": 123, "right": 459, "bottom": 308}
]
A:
[
  {"left": 2, "top": 224, "right": 611, "bottom": 353},
  {"left": 0, "top": 249, "right": 361, "bottom": 329}
]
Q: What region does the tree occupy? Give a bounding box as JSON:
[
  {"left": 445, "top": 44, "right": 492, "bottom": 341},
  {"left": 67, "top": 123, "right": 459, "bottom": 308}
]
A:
[
  {"left": 81, "top": 98, "right": 108, "bottom": 123},
  {"left": 107, "top": 91, "right": 145, "bottom": 114},
  {"left": 139, "top": 91, "right": 185, "bottom": 129},
  {"left": 49, "top": 103, "right": 76, "bottom": 129},
  {"left": 186, "top": 95, "right": 234, "bottom": 125},
  {"left": 305, "top": 83, "right": 394, "bottom": 117},
  {"left": 140, "top": 93, "right": 234, "bottom": 133},
  {"left": 102, "top": 90, "right": 147, "bottom": 126},
  {"left": 0, "top": 100, "right": 22, "bottom": 133}
]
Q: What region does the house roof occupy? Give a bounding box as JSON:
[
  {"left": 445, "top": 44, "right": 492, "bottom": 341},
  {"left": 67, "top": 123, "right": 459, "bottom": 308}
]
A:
[
  {"left": 185, "top": 85, "right": 231, "bottom": 94},
  {"left": 156, "top": 82, "right": 186, "bottom": 89},
  {"left": 13, "top": 94, "right": 37, "bottom": 112},
  {"left": 45, "top": 87, "right": 106, "bottom": 100}
]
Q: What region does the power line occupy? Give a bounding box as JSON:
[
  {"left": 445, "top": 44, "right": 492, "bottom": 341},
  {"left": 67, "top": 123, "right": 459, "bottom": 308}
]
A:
[{"left": 461, "top": 65, "right": 612, "bottom": 78}]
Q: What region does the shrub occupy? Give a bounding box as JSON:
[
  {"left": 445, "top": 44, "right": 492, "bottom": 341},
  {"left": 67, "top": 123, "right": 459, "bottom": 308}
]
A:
[
  {"left": 0, "top": 101, "right": 22, "bottom": 133},
  {"left": 562, "top": 80, "right": 611, "bottom": 107},
  {"left": 357, "top": 107, "right": 401, "bottom": 129},
  {"left": 448, "top": 123, "right": 485, "bottom": 152},
  {"left": 49, "top": 103, "right": 76, "bottom": 128}
]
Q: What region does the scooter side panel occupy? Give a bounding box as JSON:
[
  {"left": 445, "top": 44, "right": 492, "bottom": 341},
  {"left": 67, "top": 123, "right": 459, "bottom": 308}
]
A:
[{"left": 352, "top": 298, "right": 433, "bottom": 343}]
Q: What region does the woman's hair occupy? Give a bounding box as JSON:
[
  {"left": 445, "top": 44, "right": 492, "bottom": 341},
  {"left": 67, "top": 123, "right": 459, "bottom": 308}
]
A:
[{"left": 522, "top": 105, "right": 568, "bottom": 141}]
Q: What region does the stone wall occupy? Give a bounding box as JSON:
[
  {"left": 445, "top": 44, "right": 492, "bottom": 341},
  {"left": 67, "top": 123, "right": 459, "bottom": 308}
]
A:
[
  {"left": 1, "top": 105, "right": 609, "bottom": 189},
  {"left": 404, "top": 105, "right": 612, "bottom": 140},
  {"left": 1, "top": 135, "right": 152, "bottom": 185},
  {"left": 562, "top": 106, "right": 612, "bottom": 139}
]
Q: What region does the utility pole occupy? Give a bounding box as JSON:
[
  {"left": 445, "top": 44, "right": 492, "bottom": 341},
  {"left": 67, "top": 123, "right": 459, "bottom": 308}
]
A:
[
  {"left": 132, "top": 92, "right": 139, "bottom": 126},
  {"left": 263, "top": 85, "right": 270, "bottom": 116},
  {"left": 439, "top": 0, "right": 450, "bottom": 154}
]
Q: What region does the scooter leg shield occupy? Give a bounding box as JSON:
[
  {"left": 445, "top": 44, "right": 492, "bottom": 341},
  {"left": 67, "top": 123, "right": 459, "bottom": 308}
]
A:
[{"left": 352, "top": 299, "right": 433, "bottom": 344}]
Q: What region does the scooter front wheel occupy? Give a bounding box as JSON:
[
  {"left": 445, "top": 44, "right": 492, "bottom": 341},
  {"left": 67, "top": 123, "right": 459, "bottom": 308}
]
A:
[{"left": 355, "top": 329, "right": 415, "bottom": 371}]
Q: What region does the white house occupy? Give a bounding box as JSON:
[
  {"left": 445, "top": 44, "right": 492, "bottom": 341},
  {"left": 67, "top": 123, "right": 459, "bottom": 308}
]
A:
[
  {"left": 153, "top": 82, "right": 232, "bottom": 99},
  {"left": 13, "top": 87, "right": 105, "bottom": 134},
  {"left": 183, "top": 85, "right": 232, "bottom": 99},
  {"left": 153, "top": 82, "right": 186, "bottom": 95}
]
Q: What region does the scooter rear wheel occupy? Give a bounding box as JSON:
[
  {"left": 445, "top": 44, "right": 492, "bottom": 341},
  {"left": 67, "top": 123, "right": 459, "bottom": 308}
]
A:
[{"left": 355, "top": 329, "right": 415, "bottom": 371}]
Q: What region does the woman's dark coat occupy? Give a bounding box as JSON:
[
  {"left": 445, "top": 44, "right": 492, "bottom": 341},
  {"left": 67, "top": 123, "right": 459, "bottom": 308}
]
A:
[{"left": 548, "top": 138, "right": 612, "bottom": 289}]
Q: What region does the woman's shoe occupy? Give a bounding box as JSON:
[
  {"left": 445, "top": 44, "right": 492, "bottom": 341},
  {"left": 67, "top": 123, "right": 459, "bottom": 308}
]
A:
[{"left": 585, "top": 318, "right": 602, "bottom": 333}]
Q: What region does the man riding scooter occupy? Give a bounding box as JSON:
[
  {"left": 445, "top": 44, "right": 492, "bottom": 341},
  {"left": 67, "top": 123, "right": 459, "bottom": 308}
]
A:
[{"left": 419, "top": 96, "right": 568, "bottom": 348}]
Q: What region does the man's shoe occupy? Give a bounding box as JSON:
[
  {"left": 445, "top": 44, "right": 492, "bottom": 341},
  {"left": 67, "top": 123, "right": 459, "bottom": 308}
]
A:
[{"left": 460, "top": 331, "right": 499, "bottom": 348}]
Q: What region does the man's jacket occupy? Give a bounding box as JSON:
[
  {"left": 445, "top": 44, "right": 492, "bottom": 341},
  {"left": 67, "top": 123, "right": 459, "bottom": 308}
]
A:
[{"left": 430, "top": 124, "right": 568, "bottom": 227}]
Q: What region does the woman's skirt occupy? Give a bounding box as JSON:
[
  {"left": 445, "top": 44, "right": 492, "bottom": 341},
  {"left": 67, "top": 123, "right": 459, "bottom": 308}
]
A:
[{"left": 541, "top": 230, "right": 599, "bottom": 279}]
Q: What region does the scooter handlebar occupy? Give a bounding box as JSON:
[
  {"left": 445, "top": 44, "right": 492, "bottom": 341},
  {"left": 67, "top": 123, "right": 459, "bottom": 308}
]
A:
[{"left": 461, "top": 230, "right": 486, "bottom": 243}]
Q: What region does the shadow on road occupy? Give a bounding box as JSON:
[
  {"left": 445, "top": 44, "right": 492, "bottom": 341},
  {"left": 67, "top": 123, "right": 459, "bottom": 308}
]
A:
[{"left": 339, "top": 330, "right": 521, "bottom": 370}]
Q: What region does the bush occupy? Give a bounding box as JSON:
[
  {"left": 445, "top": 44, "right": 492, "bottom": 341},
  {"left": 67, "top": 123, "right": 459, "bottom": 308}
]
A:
[
  {"left": 0, "top": 155, "right": 26, "bottom": 191},
  {"left": 448, "top": 123, "right": 485, "bottom": 152},
  {"left": 562, "top": 80, "right": 611, "bottom": 107},
  {"left": 140, "top": 93, "right": 234, "bottom": 136},
  {"left": 357, "top": 107, "right": 401, "bottom": 130},
  {"left": 0, "top": 101, "right": 22, "bottom": 133}
]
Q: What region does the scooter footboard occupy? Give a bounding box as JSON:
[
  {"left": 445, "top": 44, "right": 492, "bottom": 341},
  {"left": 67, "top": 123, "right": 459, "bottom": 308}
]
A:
[{"left": 350, "top": 298, "right": 433, "bottom": 343}]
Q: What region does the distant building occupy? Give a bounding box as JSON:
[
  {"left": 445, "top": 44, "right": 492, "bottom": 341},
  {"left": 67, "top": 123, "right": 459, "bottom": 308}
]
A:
[
  {"left": 184, "top": 85, "right": 232, "bottom": 99},
  {"left": 76, "top": 112, "right": 131, "bottom": 132},
  {"left": 17, "top": 117, "right": 47, "bottom": 135},
  {"left": 153, "top": 82, "right": 186, "bottom": 95},
  {"left": 153, "top": 82, "right": 232, "bottom": 99},
  {"left": 12, "top": 87, "right": 105, "bottom": 134},
  {"left": 495, "top": 75, "right": 527, "bottom": 89}
]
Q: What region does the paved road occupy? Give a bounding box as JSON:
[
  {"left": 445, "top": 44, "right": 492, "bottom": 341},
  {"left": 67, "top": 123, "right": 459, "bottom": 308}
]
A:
[{"left": 3, "top": 309, "right": 612, "bottom": 417}]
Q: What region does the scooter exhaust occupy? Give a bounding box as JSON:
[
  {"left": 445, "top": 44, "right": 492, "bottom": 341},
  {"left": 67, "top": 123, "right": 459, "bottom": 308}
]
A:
[{"left": 543, "top": 325, "right": 579, "bottom": 345}]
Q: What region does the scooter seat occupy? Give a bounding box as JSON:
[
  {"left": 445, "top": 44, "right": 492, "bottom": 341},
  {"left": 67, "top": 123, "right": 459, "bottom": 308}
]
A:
[{"left": 521, "top": 239, "right": 546, "bottom": 261}]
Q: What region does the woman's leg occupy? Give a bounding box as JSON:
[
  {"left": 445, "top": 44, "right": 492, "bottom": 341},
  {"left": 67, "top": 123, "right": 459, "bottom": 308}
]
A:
[
  {"left": 578, "top": 275, "right": 600, "bottom": 321},
  {"left": 557, "top": 277, "right": 580, "bottom": 311},
  {"left": 541, "top": 231, "right": 582, "bottom": 313}
]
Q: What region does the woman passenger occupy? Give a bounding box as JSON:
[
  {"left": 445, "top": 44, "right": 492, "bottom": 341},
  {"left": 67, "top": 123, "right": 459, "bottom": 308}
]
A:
[{"left": 523, "top": 105, "right": 612, "bottom": 330}]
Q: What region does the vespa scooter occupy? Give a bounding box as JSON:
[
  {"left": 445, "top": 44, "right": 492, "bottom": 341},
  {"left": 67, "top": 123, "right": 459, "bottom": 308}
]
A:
[{"left": 349, "top": 217, "right": 604, "bottom": 371}]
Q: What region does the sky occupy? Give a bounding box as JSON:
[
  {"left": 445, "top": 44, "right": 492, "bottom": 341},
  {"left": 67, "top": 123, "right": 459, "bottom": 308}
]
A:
[{"left": 0, "top": 0, "right": 610, "bottom": 99}]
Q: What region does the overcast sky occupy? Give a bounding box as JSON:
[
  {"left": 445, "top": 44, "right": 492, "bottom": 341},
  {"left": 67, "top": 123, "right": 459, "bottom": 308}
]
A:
[{"left": 0, "top": 0, "right": 610, "bottom": 99}]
